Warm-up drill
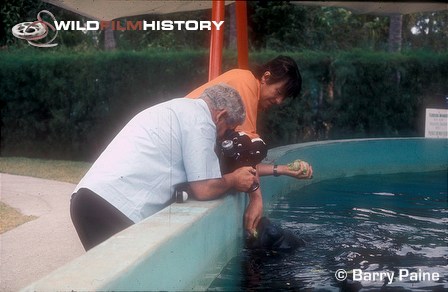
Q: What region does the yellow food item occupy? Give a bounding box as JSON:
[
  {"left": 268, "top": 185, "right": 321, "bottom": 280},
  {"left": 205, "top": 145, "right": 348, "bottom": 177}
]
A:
[{"left": 287, "top": 160, "right": 303, "bottom": 171}]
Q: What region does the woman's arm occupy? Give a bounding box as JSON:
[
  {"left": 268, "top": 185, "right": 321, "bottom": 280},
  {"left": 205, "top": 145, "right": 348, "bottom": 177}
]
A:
[{"left": 257, "top": 161, "right": 313, "bottom": 179}]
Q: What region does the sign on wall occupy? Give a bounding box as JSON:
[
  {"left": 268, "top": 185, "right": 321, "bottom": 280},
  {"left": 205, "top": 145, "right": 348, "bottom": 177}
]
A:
[{"left": 425, "top": 108, "right": 448, "bottom": 138}]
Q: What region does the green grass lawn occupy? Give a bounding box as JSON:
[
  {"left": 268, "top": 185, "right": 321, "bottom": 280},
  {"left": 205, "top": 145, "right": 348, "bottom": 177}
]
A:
[
  {"left": 0, "top": 202, "right": 37, "bottom": 234},
  {"left": 0, "top": 157, "right": 91, "bottom": 184}
]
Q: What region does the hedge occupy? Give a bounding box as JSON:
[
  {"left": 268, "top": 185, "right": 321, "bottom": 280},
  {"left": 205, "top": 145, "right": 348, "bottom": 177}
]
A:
[
  {"left": 258, "top": 50, "right": 447, "bottom": 147},
  {"left": 1, "top": 49, "right": 447, "bottom": 160},
  {"left": 0, "top": 50, "right": 210, "bottom": 160}
]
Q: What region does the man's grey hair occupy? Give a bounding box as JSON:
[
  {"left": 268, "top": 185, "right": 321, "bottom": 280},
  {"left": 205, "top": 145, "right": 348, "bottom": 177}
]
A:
[{"left": 201, "top": 83, "right": 246, "bottom": 126}]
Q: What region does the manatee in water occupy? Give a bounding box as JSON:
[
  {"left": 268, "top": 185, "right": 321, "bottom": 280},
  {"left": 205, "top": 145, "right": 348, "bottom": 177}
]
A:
[{"left": 245, "top": 217, "right": 305, "bottom": 251}]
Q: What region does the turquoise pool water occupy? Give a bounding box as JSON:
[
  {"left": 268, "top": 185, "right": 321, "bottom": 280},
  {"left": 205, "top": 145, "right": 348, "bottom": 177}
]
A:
[{"left": 208, "top": 171, "right": 447, "bottom": 291}]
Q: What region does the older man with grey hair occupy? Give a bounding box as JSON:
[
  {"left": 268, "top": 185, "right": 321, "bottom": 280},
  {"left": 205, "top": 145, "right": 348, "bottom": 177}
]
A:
[{"left": 71, "top": 84, "right": 257, "bottom": 250}]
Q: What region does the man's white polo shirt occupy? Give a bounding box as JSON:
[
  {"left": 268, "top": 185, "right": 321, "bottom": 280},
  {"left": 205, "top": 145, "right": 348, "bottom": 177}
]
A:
[{"left": 74, "top": 98, "right": 221, "bottom": 223}]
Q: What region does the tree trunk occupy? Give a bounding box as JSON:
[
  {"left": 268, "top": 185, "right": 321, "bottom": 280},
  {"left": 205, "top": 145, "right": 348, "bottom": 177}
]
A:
[
  {"left": 104, "top": 26, "right": 116, "bottom": 50},
  {"left": 228, "top": 2, "right": 237, "bottom": 50},
  {"left": 388, "top": 14, "right": 402, "bottom": 52}
]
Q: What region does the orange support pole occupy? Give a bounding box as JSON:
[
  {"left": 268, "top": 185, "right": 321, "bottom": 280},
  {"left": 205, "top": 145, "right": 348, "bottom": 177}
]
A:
[
  {"left": 208, "top": 0, "right": 225, "bottom": 81},
  {"left": 236, "top": 1, "right": 249, "bottom": 69}
]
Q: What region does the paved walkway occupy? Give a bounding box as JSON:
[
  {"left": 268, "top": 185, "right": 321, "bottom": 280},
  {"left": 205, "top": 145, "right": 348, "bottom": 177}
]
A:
[{"left": 0, "top": 173, "right": 85, "bottom": 291}]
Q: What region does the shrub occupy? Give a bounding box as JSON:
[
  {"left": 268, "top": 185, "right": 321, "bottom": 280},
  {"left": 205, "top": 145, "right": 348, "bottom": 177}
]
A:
[{"left": 1, "top": 49, "right": 446, "bottom": 160}]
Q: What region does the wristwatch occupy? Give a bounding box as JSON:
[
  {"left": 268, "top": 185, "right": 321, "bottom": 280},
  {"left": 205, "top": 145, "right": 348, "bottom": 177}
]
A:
[{"left": 273, "top": 164, "right": 280, "bottom": 177}]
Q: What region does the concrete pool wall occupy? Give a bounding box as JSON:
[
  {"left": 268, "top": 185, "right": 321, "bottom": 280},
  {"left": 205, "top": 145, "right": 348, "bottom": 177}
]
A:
[
  {"left": 260, "top": 138, "right": 448, "bottom": 206},
  {"left": 23, "top": 138, "right": 447, "bottom": 291}
]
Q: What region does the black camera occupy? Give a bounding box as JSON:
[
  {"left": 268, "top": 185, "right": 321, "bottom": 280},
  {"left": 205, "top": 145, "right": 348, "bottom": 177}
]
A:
[{"left": 219, "top": 131, "right": 267, "bottom": 193}]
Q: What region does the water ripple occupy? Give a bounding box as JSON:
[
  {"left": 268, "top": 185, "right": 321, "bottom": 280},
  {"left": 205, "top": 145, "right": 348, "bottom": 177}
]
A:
[{"left": 208, "top": 171, "right": 448, "bottom": 291}]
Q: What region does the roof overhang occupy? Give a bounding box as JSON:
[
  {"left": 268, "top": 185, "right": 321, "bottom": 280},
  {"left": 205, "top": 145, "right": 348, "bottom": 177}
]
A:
[
  {"left": 44, "top": 1, "right": 447, "bottom": 21},
  {"left": 43, "top": 0, "right": 235, "bottom": 21}
]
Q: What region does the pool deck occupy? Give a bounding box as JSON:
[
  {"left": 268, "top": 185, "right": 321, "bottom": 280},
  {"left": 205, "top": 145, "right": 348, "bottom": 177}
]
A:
[{"left": 0, "top": 173, "right": 85, "bottom": 291}]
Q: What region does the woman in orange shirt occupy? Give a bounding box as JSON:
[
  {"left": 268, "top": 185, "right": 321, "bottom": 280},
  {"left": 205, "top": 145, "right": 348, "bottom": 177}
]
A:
[{"left": 187, "top": 56, "right": 313, "bottom": 234}]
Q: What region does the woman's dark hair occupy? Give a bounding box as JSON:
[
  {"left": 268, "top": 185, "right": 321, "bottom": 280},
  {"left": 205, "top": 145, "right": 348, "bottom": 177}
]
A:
[{"left": 254, "top": 55, "right": 302, "bottom": 99}]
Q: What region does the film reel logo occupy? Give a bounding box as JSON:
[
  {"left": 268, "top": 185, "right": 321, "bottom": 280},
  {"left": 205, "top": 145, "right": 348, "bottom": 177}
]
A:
[{"left": 11, "top": 10, "right": 58, "bottom": 48}]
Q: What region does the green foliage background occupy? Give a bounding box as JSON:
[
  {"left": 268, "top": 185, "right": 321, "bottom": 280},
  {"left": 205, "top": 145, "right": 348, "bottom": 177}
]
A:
[
  {"left": 0, "top": 50, "right": 209, "bottom": 160},
  {"left": 1, "top": 49, "right": 446, "bottom": 160},
  {"left": 1, "top": 1, "right": 447, "bottom": 161}
]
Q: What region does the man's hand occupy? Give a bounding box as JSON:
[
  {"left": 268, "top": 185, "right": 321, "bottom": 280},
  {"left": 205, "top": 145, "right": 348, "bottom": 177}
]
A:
[
  {"left": 189, "top": 166, "right": 257, "bottom": 201},
  {"left": 228, "top": 166, "right": 258, "bottom": 192},
  {"left": 229, "top": 167, "right": 262, "bottom": 234}
]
